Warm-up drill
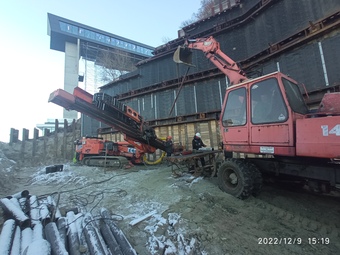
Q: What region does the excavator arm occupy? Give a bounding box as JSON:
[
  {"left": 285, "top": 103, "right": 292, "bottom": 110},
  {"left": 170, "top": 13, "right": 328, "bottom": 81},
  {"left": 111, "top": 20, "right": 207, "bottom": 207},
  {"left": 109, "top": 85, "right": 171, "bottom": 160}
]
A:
[{"left": 174, "top": 36, "right": 248, "bottom": 85}]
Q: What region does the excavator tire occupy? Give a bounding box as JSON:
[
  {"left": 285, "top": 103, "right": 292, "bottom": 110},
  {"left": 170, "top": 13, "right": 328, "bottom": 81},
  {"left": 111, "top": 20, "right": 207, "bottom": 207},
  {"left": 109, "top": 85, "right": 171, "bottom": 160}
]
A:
[
  {"left": 246, "top": 161, "right": 263, "bottom": 197},
  {"left": 217, "top": 158, "right": 253, "bottom": 199}
]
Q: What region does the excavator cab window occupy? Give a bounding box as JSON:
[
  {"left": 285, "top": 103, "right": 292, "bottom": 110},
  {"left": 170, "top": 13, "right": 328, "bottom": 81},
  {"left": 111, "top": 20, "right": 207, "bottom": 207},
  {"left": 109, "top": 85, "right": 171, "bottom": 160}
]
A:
[
  {"left": 222, "top": 87, "right": 246, "bottom": 126},
  {"left": 282, "top": 78, "right": 309, "bottom": 114},
  {"left": 251, "top": 78, "right": 288, "bottom": 124}
]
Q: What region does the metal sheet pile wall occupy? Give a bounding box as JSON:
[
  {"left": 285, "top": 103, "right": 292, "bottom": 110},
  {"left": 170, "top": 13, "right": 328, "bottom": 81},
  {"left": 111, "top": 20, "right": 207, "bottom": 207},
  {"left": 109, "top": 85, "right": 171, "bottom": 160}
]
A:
[
  {"left": 82, "top": 114, "right": 101, "bottom": 138},
  {"left": 103, "top": 1, "right": 339, "bottom": 92},
  {"left": 119, "top": 76, "right": 227, "bottom": 121},
  {"left": 323, "top": 33, "right": 340, "bottom": 86},
  {"left": 251, "top": 32, "right": 340, "bottom": 91},
  {"left": 181, "top": 0, "right": 259, "bottom": 37},
  {"left": 96, "top": 0, "right": 340, "bottom": 142}
]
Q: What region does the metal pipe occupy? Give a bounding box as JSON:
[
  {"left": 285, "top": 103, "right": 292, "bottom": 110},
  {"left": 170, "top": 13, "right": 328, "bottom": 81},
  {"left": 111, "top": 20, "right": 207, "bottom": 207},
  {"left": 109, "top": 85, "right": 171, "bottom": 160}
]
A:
[
  {"left": 73, "top": 213, "right": 89, "bottom": 255},
  {"left": 0, "top": 198, "right": 30, "bottom": 228},
  {"left": 99, "top": 219, "right": 123, "bottom": 255},
  {"left": 66, "top": 211, "right": 81, "bottom": 255},
  {"left": 29, "top": 195, "right": 40, "bottom": 226},
  {"left": 44, "top": 222, "right": 68, "bottom": 255},
  {"left": 82, "top": 213, "right": 107, "bottom": 255},
  {"left": 57, "top": 217, "right": 67, "bottom": 249},
  {"left": 10, "top": 226, "right": 21, "bottom": 255},
  {"left": 0, "top": 219, "right": 16, "bottom": 255},
  {"left": 21, "top": 227, "right": 33, "bottom": 255},
  {"left": 32, "top": 222, "right": 44, "bottom": 241},
  {"left": 23, "top": 223, "right": 51, "bottom": 255},
  {"left": 39, "top": 203, "right": 51, "bottom": 226},
  {"left": 318, "top": 41, "right": 329, "bottom": 86},
  {"left": 89, "top": 216, "right": 110, "bottom": 255},
  {"left": 100, "top": 208, "right": 137, "bottom": 255},
  {"left": 22, "top": 239, "right": 51, "bottom": 255},
  {"left": 10, "top": 190, "right": 29, "bottom": 199},
  {"left": 9, "top": 197, "right": 21, "bottom": 210}
]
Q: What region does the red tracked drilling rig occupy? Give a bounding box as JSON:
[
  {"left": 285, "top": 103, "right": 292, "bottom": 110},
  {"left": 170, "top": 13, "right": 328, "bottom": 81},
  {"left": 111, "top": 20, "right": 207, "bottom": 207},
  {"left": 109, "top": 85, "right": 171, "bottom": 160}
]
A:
[
  {"left": 74, "top": 137, "right": 143, "bottom": 167},
  {"left": 49, "top": 87, "right": 168, "bottom": 167},
  {"left": 174, "top": 36, "right": 340, "bottom": 198}
]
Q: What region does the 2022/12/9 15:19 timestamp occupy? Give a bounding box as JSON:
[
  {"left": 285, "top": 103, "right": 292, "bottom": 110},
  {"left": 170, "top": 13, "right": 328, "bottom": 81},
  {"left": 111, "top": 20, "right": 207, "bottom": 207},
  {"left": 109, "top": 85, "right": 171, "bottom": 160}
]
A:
[
  {"left": 258, "top": 237, "right": 330, "bottom": 245},
  {"left": 308, "top": 237, "right": 330, "bottom": 245}
]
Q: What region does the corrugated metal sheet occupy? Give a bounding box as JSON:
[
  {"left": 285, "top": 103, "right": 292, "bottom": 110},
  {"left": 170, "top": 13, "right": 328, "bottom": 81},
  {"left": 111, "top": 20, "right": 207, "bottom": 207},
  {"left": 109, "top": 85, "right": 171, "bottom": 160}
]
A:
[
  {"left": 321, "top": 32, "right": 340, "bottom": 86},
  {"left": 175, "top": 85, "right": 197, "bottom": 116},
  {"left": 97, "top": 0, "right": 340, "bottom": 128},
  {"left": 82, "top": 114, "right": 101, "bottom": 137},
  {"left": 103, "top": 0, "right": 340, "bottom": 93},
  {"left": 196, "top": 78, "right": 227, "bottom": 112}
]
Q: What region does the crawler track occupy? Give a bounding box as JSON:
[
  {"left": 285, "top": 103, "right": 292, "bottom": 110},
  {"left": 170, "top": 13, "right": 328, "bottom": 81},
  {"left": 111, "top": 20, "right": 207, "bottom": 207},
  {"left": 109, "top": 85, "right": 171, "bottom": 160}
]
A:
[{"left": 82, "top": 156, "right": 129, "bottom": 168}]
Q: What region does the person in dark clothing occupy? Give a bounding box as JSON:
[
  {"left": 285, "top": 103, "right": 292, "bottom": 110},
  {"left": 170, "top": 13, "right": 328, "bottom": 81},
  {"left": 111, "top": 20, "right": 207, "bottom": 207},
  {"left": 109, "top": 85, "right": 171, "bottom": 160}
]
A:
[
  {"left": 165, "top": 136, "right": 174, "bottom": 167},
  {"left": 192, "top": 132, "right": 206, "bottom": 167},
  {"left": 192, "top": 133, "right": 206, "bottom": 150},
  {"left": 164, "top": 136, "right": 174, "bottom": 157}
]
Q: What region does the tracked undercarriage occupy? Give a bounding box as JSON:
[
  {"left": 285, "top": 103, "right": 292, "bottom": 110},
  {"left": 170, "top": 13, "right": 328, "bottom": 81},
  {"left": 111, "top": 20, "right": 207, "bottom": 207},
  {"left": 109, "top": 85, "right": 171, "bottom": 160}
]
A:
[{"left": 81, "top": 156, "right": 130, "bottom": 168}]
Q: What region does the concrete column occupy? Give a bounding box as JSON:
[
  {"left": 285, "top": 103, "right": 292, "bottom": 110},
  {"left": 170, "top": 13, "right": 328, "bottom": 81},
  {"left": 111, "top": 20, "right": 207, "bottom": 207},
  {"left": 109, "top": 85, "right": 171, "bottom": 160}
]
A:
[{"left": 63, "top": 40, "right": 80, "bottom": 120}]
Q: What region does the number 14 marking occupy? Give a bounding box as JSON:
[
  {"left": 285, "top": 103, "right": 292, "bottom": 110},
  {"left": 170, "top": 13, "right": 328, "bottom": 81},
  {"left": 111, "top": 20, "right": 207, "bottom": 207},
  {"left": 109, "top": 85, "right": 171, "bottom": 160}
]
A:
[{"left": 321, "top": 125, "right": 340, "bottom": 136}]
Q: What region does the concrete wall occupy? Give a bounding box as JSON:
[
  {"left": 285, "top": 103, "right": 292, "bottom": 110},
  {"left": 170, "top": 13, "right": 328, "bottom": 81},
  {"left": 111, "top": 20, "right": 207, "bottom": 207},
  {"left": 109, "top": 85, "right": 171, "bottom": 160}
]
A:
[{"left": 63, "top": 40, "right": 80, "bottom": 120}]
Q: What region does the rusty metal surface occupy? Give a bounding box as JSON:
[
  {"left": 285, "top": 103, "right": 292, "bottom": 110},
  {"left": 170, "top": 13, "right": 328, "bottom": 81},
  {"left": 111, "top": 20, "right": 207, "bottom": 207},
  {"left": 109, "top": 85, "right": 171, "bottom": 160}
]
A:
[
  {"left": 318, "top": 92, "right": 340, "bottom": 114},
  {"left": 168, "top": 150, "right": 223, "bottom": 177},
  {"left": 167, "top": 150, "right": 221, "bottom": 162}
]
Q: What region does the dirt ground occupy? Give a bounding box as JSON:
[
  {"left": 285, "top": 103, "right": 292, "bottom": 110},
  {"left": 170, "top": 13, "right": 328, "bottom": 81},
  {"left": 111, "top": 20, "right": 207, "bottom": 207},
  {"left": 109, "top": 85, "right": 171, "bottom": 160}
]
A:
[{"left": 1, "top": 153, "right": 340, "bottom": 254}]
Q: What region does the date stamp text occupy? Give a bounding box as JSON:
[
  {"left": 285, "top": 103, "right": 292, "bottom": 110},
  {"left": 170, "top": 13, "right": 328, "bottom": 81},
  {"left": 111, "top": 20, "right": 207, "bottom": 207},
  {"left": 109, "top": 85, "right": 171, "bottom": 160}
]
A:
[{"left": 258, "top": 237, "right": 330, "bottom": 245}]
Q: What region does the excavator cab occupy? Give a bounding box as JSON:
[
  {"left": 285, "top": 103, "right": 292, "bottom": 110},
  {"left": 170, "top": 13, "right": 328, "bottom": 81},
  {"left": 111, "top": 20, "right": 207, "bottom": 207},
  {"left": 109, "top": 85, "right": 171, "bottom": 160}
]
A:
[
  {"left": 173, "top": 46, "right": 194, "bottom": 66},
  {"left": 220, "top": 72, "right": 302, "bottom": 155}
]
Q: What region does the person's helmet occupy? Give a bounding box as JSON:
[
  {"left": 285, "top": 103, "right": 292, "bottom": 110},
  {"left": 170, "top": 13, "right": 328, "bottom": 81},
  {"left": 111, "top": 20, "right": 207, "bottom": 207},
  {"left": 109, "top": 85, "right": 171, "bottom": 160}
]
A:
[{"left": 195, "top": 132, "right": 201, "bottom": 138}]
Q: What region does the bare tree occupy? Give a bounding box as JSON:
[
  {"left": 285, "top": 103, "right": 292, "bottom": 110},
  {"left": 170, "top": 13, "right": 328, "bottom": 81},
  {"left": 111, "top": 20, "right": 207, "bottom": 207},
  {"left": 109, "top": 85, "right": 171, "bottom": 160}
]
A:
[
  {"left": 162, "top": 36, "right": 174, "bottom": 44},
  {"left": 97, "top": 48, "right": 137, "bottom": 82},
  {"left": 180, "top": 14, "right": 198, "bottom": 28},
  {"left": 180, "top": 0, "right": 215, "bottom": 28},
  {"left": 195, "top": 0, "right": 215, "bottom": 20}
]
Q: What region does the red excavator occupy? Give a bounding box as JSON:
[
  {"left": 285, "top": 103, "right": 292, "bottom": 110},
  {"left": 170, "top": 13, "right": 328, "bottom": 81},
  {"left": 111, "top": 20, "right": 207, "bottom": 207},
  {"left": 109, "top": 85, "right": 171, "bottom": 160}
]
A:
[{"left": 174, "top": 36, "right": 340, "bottom": 198}]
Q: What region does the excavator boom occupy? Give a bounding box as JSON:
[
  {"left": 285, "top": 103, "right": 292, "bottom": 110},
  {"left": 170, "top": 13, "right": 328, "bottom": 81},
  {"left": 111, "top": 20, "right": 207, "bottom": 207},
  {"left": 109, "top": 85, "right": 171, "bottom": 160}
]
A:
[{"left": 174, "top": 36, "right": 247, "bottom": 85}]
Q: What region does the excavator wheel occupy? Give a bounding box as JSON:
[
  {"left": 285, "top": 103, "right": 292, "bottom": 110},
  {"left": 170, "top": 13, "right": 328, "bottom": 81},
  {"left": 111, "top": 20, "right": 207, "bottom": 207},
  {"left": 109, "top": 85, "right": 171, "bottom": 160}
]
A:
[
  {"left": 246, "top": 161, "right": 263, "bottom": 197},
  {"left": 217, "top": 158, "right": 253, "bottom": 199}
]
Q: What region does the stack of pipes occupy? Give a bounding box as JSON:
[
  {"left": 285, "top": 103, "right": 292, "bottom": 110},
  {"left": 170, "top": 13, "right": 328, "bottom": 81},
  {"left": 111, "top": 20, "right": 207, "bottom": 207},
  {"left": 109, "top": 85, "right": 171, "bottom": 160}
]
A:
[{"left": 0, "top": 190, "right": 137, "bottom": 255}]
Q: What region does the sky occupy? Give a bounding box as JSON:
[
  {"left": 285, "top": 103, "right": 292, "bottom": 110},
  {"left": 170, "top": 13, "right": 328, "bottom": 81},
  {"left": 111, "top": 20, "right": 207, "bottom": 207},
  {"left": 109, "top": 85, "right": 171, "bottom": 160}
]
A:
[{"left": 0, "top": 0, "right": 202, "bottom": 143}]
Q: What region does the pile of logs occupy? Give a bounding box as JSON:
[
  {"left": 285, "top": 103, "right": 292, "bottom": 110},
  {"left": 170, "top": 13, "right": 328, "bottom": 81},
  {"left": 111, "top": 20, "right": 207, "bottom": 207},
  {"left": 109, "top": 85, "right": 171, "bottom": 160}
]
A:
[{"left": 0, "top": 190, "right": 137, "bottom": 255}]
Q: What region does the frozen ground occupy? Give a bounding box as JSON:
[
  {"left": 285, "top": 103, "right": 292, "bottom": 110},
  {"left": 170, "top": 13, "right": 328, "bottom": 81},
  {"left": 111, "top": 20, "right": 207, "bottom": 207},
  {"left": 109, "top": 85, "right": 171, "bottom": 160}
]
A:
[{"left": 1, "top": 150, "right": 340, "bottom": 254}]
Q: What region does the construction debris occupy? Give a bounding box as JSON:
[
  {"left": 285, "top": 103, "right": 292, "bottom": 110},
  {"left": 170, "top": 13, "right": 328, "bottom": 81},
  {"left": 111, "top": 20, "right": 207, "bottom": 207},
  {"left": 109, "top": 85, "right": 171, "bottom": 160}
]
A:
[
  {"left": 129, "top": 210, "right": 157, "bottom": 226},
  {"left": 0, "top": 190, "right": 137, "bottom": 255}
]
